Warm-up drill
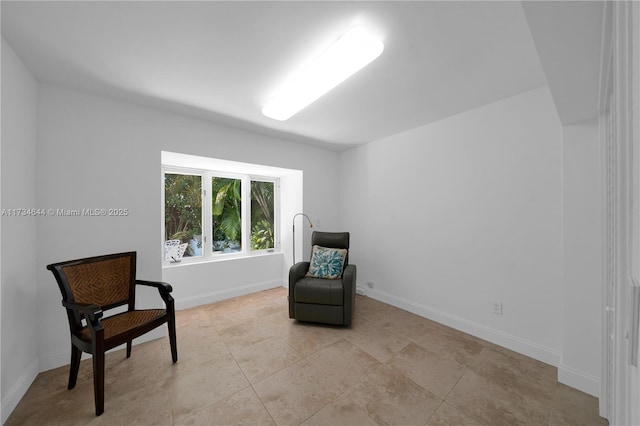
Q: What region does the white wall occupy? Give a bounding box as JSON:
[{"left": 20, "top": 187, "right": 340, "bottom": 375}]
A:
[
  {"left": 340, "top": 86, "right": 564, "bottom": 364},
  {"left": 631, "top": 4, "right": 640, "bottom": 422},
  {"left": 35, "top": 84, "right": 341, "bottom": 371},
  {"left": 1, "top": 39, "right": 39, "bottom": 422},
  {"left": 559, "top": 118, "right": 601, "bottom": 396},
  {"left": 164, "top": 254, "right": 286, "bottom": 310}
]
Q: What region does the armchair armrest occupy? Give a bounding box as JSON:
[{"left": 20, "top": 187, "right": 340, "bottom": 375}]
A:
[
  {"left": 342, "top": 264, "right": 357, "bottom": 326},
  {"left": 288, "top": 262, "right": 310, "bottom": 318},
  {"left": 289, "top": 262, "right": 310, "bottom": 283},
  {"left": 62, "top": 300, "right": 105, "bottom": 338},
  {"left": 136, "top": 279, "right": 174, "bottom": 307},
  {"left": 62, "top": 300, "right": 103, "bottom": 322},
  {"left": 136, "top": 279, "right": 173, "bottom": 293},
  {"left": 342, "top": 264, "right": 356, "bottom": 288}
]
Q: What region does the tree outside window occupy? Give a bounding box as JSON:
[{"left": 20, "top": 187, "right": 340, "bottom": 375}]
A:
[
  {"left": 211, "top": 177, "right": 242, "bottom": 253},
  {"left": 251, "top": 181, "right": 275, "bottom": 250},
  {"left": 164, "top": 173, "right": 202, "bottom": 257}
]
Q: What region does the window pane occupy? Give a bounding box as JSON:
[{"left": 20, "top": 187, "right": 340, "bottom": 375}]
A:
[
  {"left": 164, "top": 173, "right": 202, "bottom": 258},
  {"left": 251, "top": 181, "right": 275, "bottom": 250},
  {"left": 212, "top": 177, "right": 242, "bottom": 253}
]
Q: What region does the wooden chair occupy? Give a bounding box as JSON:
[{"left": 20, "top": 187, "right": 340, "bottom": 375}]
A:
[{"left": 47, "top": 251, "right": 177, "bottom": 416}]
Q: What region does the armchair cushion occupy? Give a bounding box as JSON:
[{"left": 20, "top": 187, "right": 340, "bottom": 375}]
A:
[
  {"left": 306, "top": 245, "right": 347, "bottom": 279},
  {"left": 294, "top": 277, "right": 344, "bottom": 305}
]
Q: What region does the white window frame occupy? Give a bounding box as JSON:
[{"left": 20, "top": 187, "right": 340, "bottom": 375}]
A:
[
  {"left": 248, "top": 175, "right": 280, "bottom": 256},
  {"left": 162, "top": 166, "right": 280, "bottom": 266},
  {"left": 206, "top": 170, "right": 245, "bottom": 259},
  {"left": 163, "top": 167, "right": 205, "bottom": 264}
]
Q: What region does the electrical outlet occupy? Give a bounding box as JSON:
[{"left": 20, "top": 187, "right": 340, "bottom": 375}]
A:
[
  {"left": 492, "top": 301, "right": 503, "bottom": 315},
  {"left": 367, "top": 281, "right": 374, "bottom": 289}
]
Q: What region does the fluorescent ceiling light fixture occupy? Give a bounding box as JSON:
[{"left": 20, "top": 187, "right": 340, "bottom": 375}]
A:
[{"left": 262, "top": 26, "right": 384, "bottom": 121}]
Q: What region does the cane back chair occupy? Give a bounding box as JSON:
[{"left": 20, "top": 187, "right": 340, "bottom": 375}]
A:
[{"left": 47, "top": 251, "right": 177, "bottom": 416}]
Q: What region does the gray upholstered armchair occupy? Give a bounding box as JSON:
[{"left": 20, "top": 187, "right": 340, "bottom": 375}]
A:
[{"left": 289, "top": 231, "right": 356, "bottom": 325}]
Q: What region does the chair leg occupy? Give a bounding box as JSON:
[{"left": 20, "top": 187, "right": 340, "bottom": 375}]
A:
[
  {"left": 92, "top": 350, "right": 105, "bottom": 416},
  {"left": 168, "top": 319, "right": 178, "bottom": 363},
  {"left": 68, "top": 345, "right": 82, "bottom": 390},
  {"left": 126, "top": 340, "right": 132, "bottom": 358}
]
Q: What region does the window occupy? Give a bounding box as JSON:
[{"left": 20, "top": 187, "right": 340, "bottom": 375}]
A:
[
  {"left": 251, "top": 180, "right": 275, "bottom": 251},
  {"left": 164, "top": 173, "right": 202, "bottom": 258},
  {"left": 211, "top": 176, "right": 242, "bottom": 253},
  {"left": 163, "top": 167, "right": 279, "bottom": 263}
]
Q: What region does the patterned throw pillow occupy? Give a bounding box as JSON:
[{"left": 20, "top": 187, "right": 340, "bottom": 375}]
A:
[{"left": 306, "top": 245, "right": 347, "bottom": 279}]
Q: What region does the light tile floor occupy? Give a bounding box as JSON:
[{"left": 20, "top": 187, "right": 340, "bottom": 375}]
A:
[{"left": 7, "top": 287, "right": 608, "bottom": 425}]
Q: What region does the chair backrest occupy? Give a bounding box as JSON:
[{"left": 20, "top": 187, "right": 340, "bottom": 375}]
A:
[
  {"left": 311, "top": 232, "right": 350, "bottom": 265},
  {"left": 47, "top": 252, "right": 137, "bottom": 332}
]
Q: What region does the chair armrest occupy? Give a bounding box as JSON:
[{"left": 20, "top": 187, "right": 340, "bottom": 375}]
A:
[
  {"left": 62, "top": 300, "right": 103, "bottom": 322},
  {"left": 136, "top": 280, "right": 173, "bottom": 294},
  {"left": 342, "top": 264, "right": 357, "bottom": 326},
  {"left": 289, "top": 262, "right": 310, "bottom": 318},
  {"left": 289, "top": 262, "right": 310, "bottom": 283},
  {"left": 136, "top": 280, "right": 174, "bottom": 307},
  {"left": 343, "top": 264, "right": 356, "bottom": 289}
]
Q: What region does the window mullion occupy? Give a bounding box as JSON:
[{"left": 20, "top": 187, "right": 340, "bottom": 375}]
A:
[
  {"left": 242, "top": 175, "right": 250, "bottom": 253},
  {"left": 203, "top": 172, "right": 212, "bottom": 258}
]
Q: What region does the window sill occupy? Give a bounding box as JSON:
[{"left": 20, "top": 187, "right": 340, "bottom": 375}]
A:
[{"left": 162, "top": 250, "right": 282, "bottom": 268}]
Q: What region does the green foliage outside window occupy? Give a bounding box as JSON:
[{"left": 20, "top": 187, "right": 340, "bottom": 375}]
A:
[
  {"left": 251, "top": 181, "right": 275, "bottom": 250},
  {"left": 212, "top": 177, "right": 242, "bottom": 252},
  {"left": 164, "top": 174, "right": 202, "bottom": 256}
]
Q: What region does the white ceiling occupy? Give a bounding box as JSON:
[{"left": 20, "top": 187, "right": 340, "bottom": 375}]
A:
[{"left": 1, "top": 1, "right": 604, "bottom": 151}]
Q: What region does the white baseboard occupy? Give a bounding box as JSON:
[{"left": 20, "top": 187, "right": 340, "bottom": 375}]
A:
[
  {"left": 175, "top": 280, "right": 282, "bottom": 310},
  {"left": 558, "top": 363, "right": 600, "bottom": 397},
  {"left": 2, "top": 357, "right": 39, "bottom": 424},
  {"left": 367, "top": 288, "right": 561, "bottom": 366},
  {"left": 366, "top": 289, "right": 601, "bottom": 397}
]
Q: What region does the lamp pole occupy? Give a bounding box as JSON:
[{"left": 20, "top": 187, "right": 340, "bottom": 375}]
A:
[{"left": 292, "top": 213, "right": 313, "bottom": 264}]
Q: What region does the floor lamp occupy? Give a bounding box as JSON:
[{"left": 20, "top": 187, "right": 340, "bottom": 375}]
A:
[{"left": 292, "top": 213, "right": 313, "bottom": 264}]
